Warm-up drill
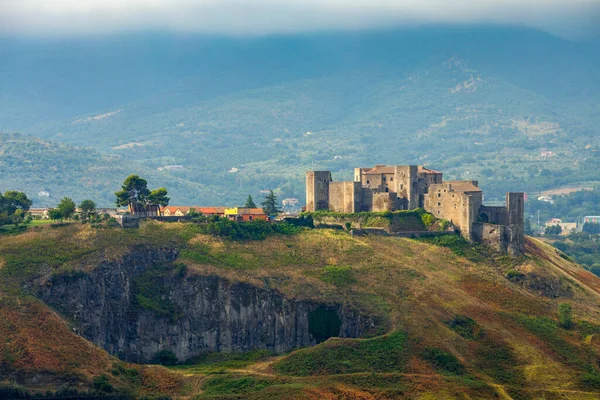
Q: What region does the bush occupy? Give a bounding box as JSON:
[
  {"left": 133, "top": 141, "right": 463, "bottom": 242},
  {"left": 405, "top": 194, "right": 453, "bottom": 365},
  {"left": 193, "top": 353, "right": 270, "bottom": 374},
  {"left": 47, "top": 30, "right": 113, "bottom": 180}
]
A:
[
  {"left": 93, "top": 375, "right": 114, "bottom": 393},
  {"left": 447, "top": 315, "right": 482, "bottom": 339},
  {"left": 421, "top": 213, "right": 435, "bottom": 227},
  {"left": 422, "top": 348, "right": 466, "bottom": 375},
  {"left": 558, "top": 303, "right": 573, "bottom": 329},
  {"left": 194, "top": 218, "right": 302, "bottom": 240},
  {"left": 150, "top": 349, "right": 179, "bottom": 366}
]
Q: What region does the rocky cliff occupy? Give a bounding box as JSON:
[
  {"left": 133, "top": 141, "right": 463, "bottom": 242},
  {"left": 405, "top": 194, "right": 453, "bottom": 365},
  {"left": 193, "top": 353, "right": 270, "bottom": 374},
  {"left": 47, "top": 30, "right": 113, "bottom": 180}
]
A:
[{"left": 38, "top": 246, "right": 370, "bottom": 363}]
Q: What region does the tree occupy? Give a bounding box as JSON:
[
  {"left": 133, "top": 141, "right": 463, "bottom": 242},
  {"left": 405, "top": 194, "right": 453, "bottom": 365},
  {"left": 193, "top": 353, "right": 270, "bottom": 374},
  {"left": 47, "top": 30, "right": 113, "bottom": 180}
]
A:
[
  {"left": 115, "top": 175, "right": 169, "bottom": 214},
  {"left": 147, "top": 188, "right": 170, "bottom": 207},
  {"left": 558, "top": 303, "right": 572, "bottom": 329},
  {"left": 583, "top": 223, "right": 600, "bottom": 234},
  {"left": 244, "top": 195, "right": 257, "bottom": 208},
  {"left": 48, "top": 209, "right": 63, "bottom": 221},
  {"left": 0, "top": 191, "right": 32, "bottom": 226},
  {"left": 57, "top": 197, "right": 76, "bottom": 219},
  {"left": 1, "top": 191, "right": 32, "bottom": 215},
  {"left": 545, "top": 225, "right": 562, "bottom": 236},
  {"left": 261, "top": 190, "right": 282, "bottom": 216},
  {"left": 115, "top": 175, "right": 150, "bottom": 209},
  {"left": 79, "top": 199, "right": 96, "bottom": 221}
]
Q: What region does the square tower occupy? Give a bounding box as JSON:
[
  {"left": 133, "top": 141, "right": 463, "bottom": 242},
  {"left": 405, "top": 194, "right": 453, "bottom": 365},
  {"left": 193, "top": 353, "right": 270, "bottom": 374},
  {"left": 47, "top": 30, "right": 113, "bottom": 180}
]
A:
[{"left": 306, "top": 171, "right": 332, "bottom": 211}]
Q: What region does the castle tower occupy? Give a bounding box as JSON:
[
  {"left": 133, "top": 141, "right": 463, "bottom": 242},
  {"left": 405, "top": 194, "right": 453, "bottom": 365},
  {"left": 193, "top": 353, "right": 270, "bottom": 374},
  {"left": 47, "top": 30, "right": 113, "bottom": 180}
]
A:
[
  {"left": 306, "top": 171, "right": 332, "bottom": 212},
  {"left": 393, "top": 165, "right": 419, "bottom": 210},
  {"left": 506, "top": 192, "right": 525, "bottom": 227}
]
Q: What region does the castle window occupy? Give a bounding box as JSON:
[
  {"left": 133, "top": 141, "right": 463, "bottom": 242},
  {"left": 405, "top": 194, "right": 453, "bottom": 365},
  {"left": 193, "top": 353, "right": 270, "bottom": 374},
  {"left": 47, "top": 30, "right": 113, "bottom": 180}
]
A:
[
  {"left": 323, "top": 179, "right": 327, "bottom": 183},
  {"left": 249, "top": 216, "right": 253, "bottom": 221},
  {"left": 437, "top": 211, "right": 441, "bottom": 215},
  {"left": 452, "top": 194, "right": 455, "bottom": 198},
  {"left": 390, "top": 177, "right": 393, "bottom": 182},
  {"left": 438, "top": 202, "right": 441, "bottom": 206},
  {"left": 385, "top": 188, "right": 389, "bottom": 192},
  {"left": 383, "top": 177, "right": 386, "bottom": 182},
  {"left": 400, "top": 184, "right": 403, "bottom": 189},
  {"left": 438, "top": 193, "right": 441, "bottom": 198},
  {"left": 367, "top": 180, "right": 370, "bottom": 184}
]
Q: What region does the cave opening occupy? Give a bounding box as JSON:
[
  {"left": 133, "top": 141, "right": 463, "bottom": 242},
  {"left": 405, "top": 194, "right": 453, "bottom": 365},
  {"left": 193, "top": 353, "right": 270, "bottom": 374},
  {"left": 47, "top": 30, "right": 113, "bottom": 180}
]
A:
[{"left": 308, "top": 306, "right": 342, "bottom": 343}]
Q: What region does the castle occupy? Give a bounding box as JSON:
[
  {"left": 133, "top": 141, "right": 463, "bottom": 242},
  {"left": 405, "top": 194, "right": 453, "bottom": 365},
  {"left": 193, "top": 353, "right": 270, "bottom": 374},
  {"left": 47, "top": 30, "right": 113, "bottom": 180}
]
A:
[{"left": 306, "top": 165, "right": 525, "bottom": 255}]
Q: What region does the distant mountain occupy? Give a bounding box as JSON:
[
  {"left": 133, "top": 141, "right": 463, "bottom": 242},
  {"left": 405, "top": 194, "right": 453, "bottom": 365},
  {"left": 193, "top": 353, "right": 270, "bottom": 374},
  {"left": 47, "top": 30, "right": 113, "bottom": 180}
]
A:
[
  {"left": 0, "top": 133, "right": 217, "bottom": 207},
  {"left": 1, "top": 27, "right": 599, "bottom": 206}
]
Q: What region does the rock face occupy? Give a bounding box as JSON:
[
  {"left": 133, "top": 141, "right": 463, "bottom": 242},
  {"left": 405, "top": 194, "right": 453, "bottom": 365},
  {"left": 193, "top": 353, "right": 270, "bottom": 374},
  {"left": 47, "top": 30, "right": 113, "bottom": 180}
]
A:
[{"left": 38, "top": 246, "right": 370, "bottom": 363}]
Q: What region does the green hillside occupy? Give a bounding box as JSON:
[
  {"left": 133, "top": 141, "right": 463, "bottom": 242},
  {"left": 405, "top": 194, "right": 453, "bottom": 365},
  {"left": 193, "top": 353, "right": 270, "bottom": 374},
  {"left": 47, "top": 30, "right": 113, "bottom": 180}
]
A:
[
  {"left": 3, "top": 221, "right": 600, "bottom": 398},
  {"left": 0, "top": 133, "right": 219, "bottom": 207}
]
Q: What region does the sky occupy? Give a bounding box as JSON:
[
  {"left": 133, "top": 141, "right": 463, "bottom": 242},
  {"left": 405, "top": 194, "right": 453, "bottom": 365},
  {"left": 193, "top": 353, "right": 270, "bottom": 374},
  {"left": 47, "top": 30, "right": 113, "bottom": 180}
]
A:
[{"left": 1, "top": 0, "right": 599, "bottom": 38}]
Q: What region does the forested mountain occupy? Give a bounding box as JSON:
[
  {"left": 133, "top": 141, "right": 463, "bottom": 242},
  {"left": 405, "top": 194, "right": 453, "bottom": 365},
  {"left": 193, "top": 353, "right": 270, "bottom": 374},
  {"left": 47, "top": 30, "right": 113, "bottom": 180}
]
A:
[{"left": 1, "top": 27, "right": 599, "bottom": 206}]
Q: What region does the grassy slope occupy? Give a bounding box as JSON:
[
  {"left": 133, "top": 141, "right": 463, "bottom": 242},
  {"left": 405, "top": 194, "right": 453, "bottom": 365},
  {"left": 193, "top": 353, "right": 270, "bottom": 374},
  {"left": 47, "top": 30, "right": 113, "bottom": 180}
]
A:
[{"left": 3, "top": 222, "right": 600, "bottom": 398}]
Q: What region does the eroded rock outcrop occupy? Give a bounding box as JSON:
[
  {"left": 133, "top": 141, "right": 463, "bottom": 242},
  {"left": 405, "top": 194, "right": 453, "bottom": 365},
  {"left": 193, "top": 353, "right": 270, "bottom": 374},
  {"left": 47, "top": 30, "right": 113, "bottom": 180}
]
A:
[{"left": 38, "top": 246, "right": 370, "bottom": 363}]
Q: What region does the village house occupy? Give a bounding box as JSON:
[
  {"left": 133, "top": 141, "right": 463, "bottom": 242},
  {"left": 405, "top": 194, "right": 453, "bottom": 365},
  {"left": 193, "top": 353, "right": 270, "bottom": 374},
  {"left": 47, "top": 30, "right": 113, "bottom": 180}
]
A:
[
  {"left": 225, "top": 207, "right": 268, "bottom": 221},
  {"left": 160, "top": 206, "right": 226, "bottom": 217}
]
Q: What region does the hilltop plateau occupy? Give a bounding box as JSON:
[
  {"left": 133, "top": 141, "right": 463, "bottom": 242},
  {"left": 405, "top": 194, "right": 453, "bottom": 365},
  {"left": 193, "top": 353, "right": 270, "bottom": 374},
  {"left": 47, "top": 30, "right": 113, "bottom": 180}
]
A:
[{"left": 3, "top": 220, "right": 600, "bottom": 398}]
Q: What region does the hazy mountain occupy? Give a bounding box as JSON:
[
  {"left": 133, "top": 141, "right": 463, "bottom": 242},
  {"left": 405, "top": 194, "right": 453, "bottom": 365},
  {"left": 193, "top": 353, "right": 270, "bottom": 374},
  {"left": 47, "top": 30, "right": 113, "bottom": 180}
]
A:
[{"left": 1, "top": 27, "right": 599, "bottom": 206}]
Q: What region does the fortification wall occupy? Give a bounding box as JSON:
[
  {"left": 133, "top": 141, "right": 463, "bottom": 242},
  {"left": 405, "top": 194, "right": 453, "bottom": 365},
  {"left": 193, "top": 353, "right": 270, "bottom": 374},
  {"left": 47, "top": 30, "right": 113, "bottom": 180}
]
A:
[
  {"left": 471, "top": 223, "right": 524, "bottom": 256},
  {"left": 372, "top": 192, "right": 398, "bottom": 212},
  {"left": 479, "top": 205, "right": 509, "bottom": 225},
  {"left": 328, "top": 181, "right": 362, "bottom": 213}
]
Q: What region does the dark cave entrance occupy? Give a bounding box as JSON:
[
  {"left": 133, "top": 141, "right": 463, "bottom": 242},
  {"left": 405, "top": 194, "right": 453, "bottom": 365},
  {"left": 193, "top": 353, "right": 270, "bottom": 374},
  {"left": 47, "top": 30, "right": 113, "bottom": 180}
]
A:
[{"left": 308, "top": 306, "right": 342, "bottom": 343}]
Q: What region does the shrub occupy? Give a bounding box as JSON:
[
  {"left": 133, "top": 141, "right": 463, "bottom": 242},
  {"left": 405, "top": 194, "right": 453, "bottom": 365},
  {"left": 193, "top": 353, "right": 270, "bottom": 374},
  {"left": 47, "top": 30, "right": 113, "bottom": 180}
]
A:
[
  {"left": 92, "top": 374, "right": 114, "bottom": 393},
  {"left": 447, "top": 315, "right": 482, "bottom": 340},
  {"left": 150, "top": 349, "right": 179, "bottom": 366},
  {"left": 421, "top": 213, "right": 435, "bottom": 227},
  {"left": 558, "top": 303, "right": 573, "bottom": 329},
  {"left": 506, "top": 269, "right": 525, "bottom": 281},
  {"left": 422, "top": 348, "right": 466, "bottom": 375}
]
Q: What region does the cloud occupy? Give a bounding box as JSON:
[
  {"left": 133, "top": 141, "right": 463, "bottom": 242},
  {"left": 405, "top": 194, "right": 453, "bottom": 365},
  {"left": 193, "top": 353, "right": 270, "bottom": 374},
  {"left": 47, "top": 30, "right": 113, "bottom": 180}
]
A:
[{"left": 1, "top": 0, "right": 599, "bottom": 38}]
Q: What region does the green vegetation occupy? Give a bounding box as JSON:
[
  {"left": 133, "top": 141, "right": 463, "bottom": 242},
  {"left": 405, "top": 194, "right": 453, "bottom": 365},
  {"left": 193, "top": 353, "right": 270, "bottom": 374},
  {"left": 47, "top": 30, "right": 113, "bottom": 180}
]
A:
[
  {"left": 115, "top": 174, "right": 169, "bottom": 212},
  {"left": 418, "top": 234, "right": 485, "bottom": 262},
  {"left": 191, "top": 218, "right": 302, "bottom": 241},
  {"left": 173, "top": 350, "right": 272, "bottom": 374},
  {"left": 315, "top": 265, "right": 357, "bottom": 287},
  {"left": 422, "top": 348, "right": 466, "bottom": 376},
  {"left": 244, "top": 195, "right": 257, "bottom": 208},
  {"left": 200, "top": 376, "right": 287, "bottom": 397},
  {"left": 306, "top": 209, "right": 428, "bottom": 231},
  {"left": 0, "top": 190, "right": 32, "bottom": 227},
  {"left": 261, "top": 190, "right": 282, "bottom": 216},
  {"left": 274, "top": 331, "right": 409, "bottom": 376},
  {"left": 446, "top": 315, "right": 482, "bottom": 340},
  {"left": 550, "top": 232, "right": 600, "bottom": 274},
  {"left": 558, "top": 303, "right": 573, "bottom": 329},
  {"left": 132, "top": 264, "right": 185, "bottom": 320}
]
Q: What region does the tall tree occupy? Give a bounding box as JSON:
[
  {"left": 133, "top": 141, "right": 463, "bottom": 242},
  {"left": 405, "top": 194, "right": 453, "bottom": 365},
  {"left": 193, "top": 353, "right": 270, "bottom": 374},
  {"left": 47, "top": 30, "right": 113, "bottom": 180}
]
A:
[
  {"left": 261, "top": 190, "right": 282, "bottom": 216},
  {"left": 57, "top": 197, "right": 76, "bottom": 219},
  {"left": 147, "top": 188, "right": 170, "bottom": 207},
  {"left": 115, "top": 175, "right": 169, "bottom": 214},
  {"left": 1, "top": 191, "right": 32, "bottom": 215},
  {"left": 244, "top": 195, "right": 257, "bottom": 208},
  {"left": 79, "top": 199, "right": 96, "bottom": 221},
  {"left": 115, "top": 175, "right": 150, "bottom": 209}
]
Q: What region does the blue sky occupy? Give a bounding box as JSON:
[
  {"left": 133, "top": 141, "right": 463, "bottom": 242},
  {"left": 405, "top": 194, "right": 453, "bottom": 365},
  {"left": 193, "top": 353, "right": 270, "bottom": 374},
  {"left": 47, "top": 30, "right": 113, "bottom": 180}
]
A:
[{"left": 1, "top": 0, "right": 599, "bottom": 38}]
